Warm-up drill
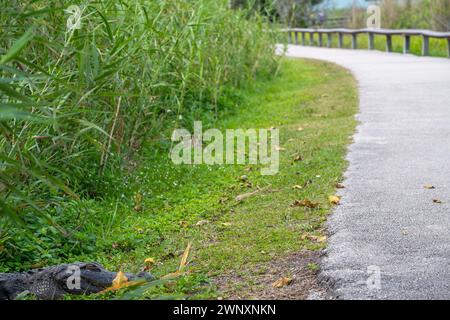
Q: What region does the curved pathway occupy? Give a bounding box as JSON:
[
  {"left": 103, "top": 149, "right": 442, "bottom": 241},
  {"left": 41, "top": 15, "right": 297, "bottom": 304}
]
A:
[{"left": 285, "top": 45, "right": 450, "bottom": 299}]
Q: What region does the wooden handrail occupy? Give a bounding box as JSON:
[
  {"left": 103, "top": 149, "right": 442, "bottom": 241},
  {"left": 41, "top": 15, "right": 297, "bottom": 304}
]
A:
[{"left": 283, "top": 28, "right": 450, "bottom": 57}]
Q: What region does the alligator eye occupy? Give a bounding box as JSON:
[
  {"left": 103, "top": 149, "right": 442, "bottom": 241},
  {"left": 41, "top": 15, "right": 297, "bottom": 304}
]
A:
[{"left": 84, "top": 264, "right": 102, "bottom": 272}]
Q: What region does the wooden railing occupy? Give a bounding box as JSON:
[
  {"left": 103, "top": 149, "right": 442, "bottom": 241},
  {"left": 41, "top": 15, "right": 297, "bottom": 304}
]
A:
[{"left": 283, "top": 28, "right": 450, "bottom": 57}]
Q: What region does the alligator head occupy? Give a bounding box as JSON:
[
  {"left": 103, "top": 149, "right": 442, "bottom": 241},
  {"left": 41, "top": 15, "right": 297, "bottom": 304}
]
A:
[{"left": 0, "top": 262, "right": 154, "bottom": 300}]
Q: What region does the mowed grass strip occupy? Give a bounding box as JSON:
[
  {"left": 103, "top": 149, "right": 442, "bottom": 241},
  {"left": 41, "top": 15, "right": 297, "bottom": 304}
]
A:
[{"left": 65, "top": 58, "right": 358, "bottom": 299}]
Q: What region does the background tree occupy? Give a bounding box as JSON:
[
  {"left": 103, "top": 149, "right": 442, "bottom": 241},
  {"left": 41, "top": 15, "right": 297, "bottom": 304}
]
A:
[{"left": 230, "top": 0, "right": 324, "bottom": 27}]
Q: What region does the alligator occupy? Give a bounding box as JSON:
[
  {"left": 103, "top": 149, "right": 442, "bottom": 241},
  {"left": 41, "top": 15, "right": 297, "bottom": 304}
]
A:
[{"left": 0, "top": 262, "right": 153, "bottom": 300}]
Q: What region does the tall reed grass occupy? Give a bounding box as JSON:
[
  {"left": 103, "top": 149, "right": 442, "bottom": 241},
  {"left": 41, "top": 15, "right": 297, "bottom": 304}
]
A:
[{"left": 0, "top": 0, "right": 278, "bottom": 250}]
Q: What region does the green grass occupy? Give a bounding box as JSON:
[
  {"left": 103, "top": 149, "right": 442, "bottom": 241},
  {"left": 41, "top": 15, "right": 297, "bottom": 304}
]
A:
[
  {"left": 5, "top": 58, "right": 357, "bottom": 299},
  {"left": 298, "top": 32, "right": 449, "bottom": 58}
]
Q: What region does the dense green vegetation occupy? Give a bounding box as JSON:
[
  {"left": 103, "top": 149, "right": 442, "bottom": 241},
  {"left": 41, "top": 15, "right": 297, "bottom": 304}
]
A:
[{"left": 0, "top": 0, "right": 279, "bottom": 270}]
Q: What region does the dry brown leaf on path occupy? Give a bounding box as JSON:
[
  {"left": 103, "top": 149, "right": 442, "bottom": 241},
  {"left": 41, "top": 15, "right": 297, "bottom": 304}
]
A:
[
  {"left": 335, "top": 183, "right": 345, "bottom": 189},
  {"left": 424, "top": 184, "right": 436, "bottom": 189},
  {"left": 272, "top": 277, "right": 293, "bottom": 288},
  {"left": 433, "top": 199, "right": 443, "bottom": 204}
]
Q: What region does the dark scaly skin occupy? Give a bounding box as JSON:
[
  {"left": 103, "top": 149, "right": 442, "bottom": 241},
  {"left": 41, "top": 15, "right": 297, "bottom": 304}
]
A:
[{"left": 0, "top": 262, "right": 153, "bottom": 300}]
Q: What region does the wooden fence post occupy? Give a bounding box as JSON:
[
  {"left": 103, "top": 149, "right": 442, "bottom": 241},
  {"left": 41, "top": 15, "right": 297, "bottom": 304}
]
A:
[
  {"left": 368, "top": 33, "right": 375, "bottom": 50},
  {"left": 422, "top": 35, "right": 429, "bottom": 56},
  {"left": 447, "top": 38, "right": 450, "bottom": 58},
  {"left": 338, "top": 33, "right": 343, "bottom": 48},
  {"left": 294, "top": 31, "right": 298, "bottom": 45},
  {"left": 403, "top": 35, "right": 411, "bottom": 54},
  {"left": 301, "top": 32, "right": 306, "bottom": 46},
  {"left": 327, "top": 33, "right": 332, "bottom": 48},
  {"left": 386, "top": 35, "right": 393, "bottom": 52},
  {"left": 352, "top": 34, "right": 358, "bottom": 49},
  {"left": 318, "top": 33, "right": 323, "bottom": 47},
  {"left": 309, "top": 32, "right": 315, "bottom": 46}
]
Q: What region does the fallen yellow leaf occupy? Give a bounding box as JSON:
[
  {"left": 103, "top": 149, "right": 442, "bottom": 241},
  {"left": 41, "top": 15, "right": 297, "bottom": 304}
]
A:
[
  {"left": 329, "top": 195, "right": 340, "bottom": 205},
  {"left": 112, "top": 271, "right": 128, "bottom": 288},
  {"left": 272, "top": 277, "right": 292, "bottom": 288},
  {"left": 424, "top": 184, "right": 435, "bottom": 189},
  {"left": 99, "top": 278, "right": 146, "bottom": 294},
  {"left": 144, "top": 257, "right": 155, "bottom": 264}
]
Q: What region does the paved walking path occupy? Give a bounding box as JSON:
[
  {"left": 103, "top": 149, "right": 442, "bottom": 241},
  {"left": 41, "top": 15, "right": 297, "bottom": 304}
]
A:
[{"left": 285, "top": 45, "right": 450, "bottom": 299}]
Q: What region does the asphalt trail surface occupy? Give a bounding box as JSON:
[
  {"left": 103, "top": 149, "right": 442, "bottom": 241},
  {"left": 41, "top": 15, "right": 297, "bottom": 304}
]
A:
[{"left": 285, "top": 46, "right": 450, "bottom": 299}]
